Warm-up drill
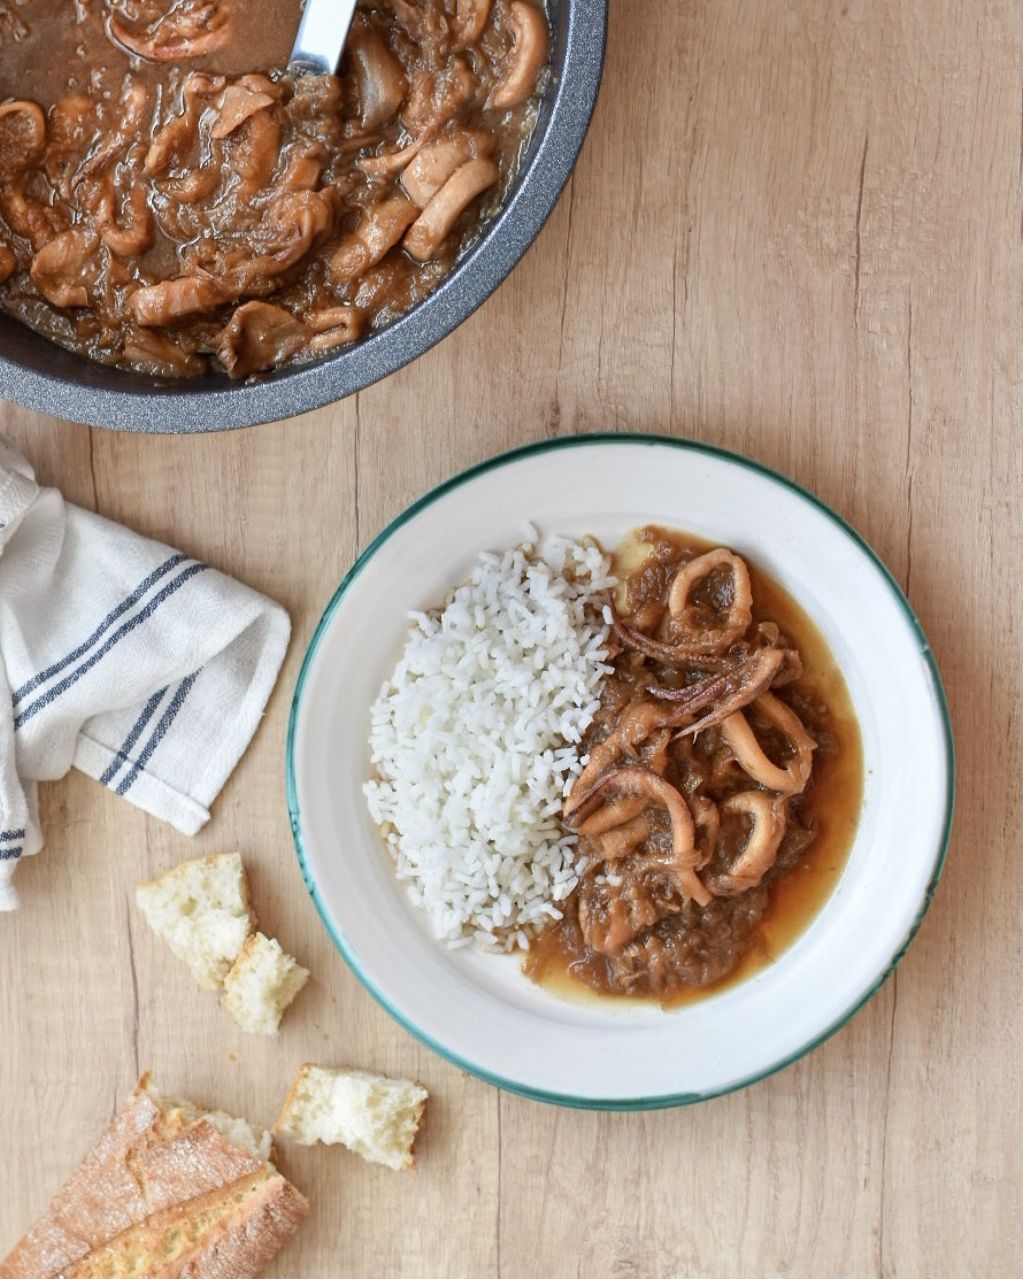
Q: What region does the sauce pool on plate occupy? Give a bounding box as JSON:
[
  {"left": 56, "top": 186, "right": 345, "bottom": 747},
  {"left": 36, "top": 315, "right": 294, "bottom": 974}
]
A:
[{"left": 524, "top": 526, "right": 864, "bottom": 1009}]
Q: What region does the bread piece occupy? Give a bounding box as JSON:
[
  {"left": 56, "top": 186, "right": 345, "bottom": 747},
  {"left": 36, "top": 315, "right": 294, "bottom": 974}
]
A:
[
  {"left": 221, "top": 932, "right": 309, "bottom": 1036},
  {"left": 153, "top": 1085, "right": 272, "bottom": 1162},
  {"left": 274, "top": 1064, "right": 428, "bottom": 1171},
  {"left": 0, "top": 1074, "right": 307, "bottom": 1279},
  {"left": 135, "top": 852, "right": 254, "bottom": 990}
]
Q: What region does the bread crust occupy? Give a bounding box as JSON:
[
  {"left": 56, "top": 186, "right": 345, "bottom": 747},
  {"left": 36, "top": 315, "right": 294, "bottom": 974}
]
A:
[
  {"left": 168, "top": 1176, "right": 309, "bottom": 1279},
  {"left": 0, "top": 1077, "right": 307, "bottom": 1279},
  {"left": 229, "top": 932, "right": 260, "bottom": 970},
  {"left": 271, "top": 1062, "right": 315, "bottom": 1136}
]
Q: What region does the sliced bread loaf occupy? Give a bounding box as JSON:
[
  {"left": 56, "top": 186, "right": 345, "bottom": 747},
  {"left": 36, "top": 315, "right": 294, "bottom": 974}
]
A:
[{"left": 0, "top": 1074, "right": 307, "bottom": 1279}]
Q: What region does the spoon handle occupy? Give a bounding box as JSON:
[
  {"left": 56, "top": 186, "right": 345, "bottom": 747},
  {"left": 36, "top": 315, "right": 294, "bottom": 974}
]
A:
[{"left": 289, "top": 0, "right": 360, "bottom": 75}]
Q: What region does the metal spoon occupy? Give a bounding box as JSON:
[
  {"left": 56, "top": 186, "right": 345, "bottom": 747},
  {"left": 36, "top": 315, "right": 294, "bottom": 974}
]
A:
[{"left": 288, "top": 0, "right": 359, "bottom": 75}]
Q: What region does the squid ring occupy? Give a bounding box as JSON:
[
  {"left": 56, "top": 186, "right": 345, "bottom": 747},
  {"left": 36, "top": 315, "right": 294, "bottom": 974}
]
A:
[
  {"left": 719, "top": 692, "right": 816, "bottom": 795},
  {"left": 716, "top": 791, "right": 788, "bottom": 893},
  {"left": 667, "top": 548, "right": 753, "bottom": 652},
  {"left": 564, "top": 767, "right": 710, "bottom": 907}
]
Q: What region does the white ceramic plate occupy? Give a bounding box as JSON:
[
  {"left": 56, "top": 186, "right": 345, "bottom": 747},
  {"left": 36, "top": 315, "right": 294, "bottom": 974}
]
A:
[{"left": 287, "top": 435, "right": 953, "bottom": 1109}]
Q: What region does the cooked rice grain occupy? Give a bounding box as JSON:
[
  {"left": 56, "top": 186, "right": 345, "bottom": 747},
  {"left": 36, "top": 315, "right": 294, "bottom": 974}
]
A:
[{"left": 363, "top": 534, "right": 614, "bottom": 949}]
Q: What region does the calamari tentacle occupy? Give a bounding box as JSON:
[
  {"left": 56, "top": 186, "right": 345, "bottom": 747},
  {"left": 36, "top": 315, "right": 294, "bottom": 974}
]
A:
[{"left": 564, "top": 767, "right": 710, "bottom": 907}]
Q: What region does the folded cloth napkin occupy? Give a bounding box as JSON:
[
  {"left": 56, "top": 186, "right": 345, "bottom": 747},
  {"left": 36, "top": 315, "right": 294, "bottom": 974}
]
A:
[{"left": 0, "top": 437, "right": 290, "bottom": 910}]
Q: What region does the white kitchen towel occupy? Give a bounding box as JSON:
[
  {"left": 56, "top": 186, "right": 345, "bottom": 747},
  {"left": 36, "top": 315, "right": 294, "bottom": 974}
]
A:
[{"left": 0, "top": 437, "right": 291, "bottom": 910}]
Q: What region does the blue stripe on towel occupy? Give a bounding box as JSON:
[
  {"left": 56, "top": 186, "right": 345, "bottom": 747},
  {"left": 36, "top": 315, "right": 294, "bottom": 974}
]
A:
[
  {"left": 11, "top": 554, "right": 187, "bottom": 706},
  {"left": 0, "top": 828, "right": 25, "bottom": 842},
  {"left": 14, "top": 563, "right": 208, "bottom": 731},
  {"left": 116, "top": 672, "right": 199, "bottom": 796},
  {"left": 99, "top": 688, "right": 169, "bottom": 787},
  {"left": 0, "top": 846, "right": 22, "bottom": 862}
]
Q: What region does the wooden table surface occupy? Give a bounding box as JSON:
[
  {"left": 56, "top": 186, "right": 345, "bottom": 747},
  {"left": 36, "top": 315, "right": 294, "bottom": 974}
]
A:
[{"left": 2, "top": 2, "right": 1020, "bottom": 1275}]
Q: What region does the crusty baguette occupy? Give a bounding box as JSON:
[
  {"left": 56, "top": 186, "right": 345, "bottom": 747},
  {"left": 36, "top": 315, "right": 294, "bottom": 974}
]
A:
[
  {"left": 0, "top": 1074, "right": 307, "bottom": 1279},
  {"left": 152, "top": 1174, "right": 307, "bottom": 1279},
  {"left": 62, "top": 1172, "right": 308, "bottom": 1279}
]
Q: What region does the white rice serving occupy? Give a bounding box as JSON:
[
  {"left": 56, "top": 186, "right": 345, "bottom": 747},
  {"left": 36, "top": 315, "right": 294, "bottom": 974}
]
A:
[{"left": 363, "top": 531, "right": 615, "bottom": 950}]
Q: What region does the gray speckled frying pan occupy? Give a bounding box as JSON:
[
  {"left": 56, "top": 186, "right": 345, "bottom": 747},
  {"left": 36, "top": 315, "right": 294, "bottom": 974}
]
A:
[{"left": 0, "top": 0, "right": 608, "bottom": 433}]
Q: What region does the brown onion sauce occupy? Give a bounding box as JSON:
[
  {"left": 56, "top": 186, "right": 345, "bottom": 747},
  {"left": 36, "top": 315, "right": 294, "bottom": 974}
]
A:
[
  {"left": 524, "top": 527, "right": 864, "bottom": 1009},
  {"left": 0, "top": 1, "right": 546, "bottom": 377}
]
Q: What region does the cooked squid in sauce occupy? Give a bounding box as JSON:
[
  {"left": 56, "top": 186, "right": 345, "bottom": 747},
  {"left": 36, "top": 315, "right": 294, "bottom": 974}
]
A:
[
  {"left": 526, "top": 527, "right": 863, "bottom": 1004},
  {"left": 0, "top": 0, "right": 549, "bottom": 377}
]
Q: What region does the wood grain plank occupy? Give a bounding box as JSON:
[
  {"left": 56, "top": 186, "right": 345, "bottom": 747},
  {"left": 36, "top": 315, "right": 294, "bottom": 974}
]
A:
[{"left": 2, "top": 0, "right": 1021, "bottom": 1275}]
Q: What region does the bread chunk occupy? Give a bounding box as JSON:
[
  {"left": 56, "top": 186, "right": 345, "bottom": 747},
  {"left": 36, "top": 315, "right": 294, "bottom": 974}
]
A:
[
  {"left": 136, "top": 852, "right": 254, "bottom": 990},
  {"left": 0, "top": 1074, "right": 307, "bottom": 1279},
  {"left": 274, "top": 1064, "right": 428, "bottom": 1171},
  {"left": 221, "top": 932, "right": 309, "bottom": 1036},
  {"left": 153, "top": 1084, "right": 272, "bottom": 1162}
]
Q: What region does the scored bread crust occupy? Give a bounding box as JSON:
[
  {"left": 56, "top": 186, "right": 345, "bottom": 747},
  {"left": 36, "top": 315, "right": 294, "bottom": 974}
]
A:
[
  {"left": 0, "top": 1076, "right": 308, "bottom": 1279},
  {"left": 161, "top": 1175, "right": 308, "bottom": 1279}
]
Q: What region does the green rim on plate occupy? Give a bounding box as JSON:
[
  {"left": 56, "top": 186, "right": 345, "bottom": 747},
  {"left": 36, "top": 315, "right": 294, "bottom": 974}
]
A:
[{"left": 285, "top": 432, "right": 956, "bottom": 1110}]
